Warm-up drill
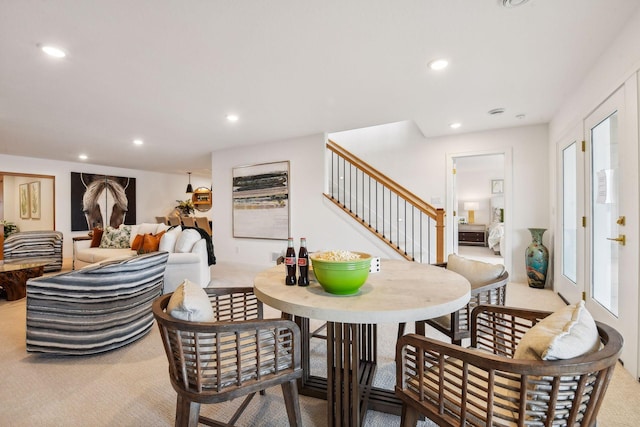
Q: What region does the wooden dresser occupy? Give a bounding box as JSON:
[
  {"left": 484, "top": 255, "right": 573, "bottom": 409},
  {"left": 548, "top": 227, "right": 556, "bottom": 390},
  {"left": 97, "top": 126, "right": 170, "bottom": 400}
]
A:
[{"left": 458, "top": 223, "right": 487, "bottom": 246}]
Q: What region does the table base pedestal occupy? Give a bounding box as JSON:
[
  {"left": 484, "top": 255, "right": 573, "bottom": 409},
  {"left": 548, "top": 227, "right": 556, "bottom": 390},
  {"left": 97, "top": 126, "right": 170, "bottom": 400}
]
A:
[{"left": 294, "top": 316, "right": 402, "bottom": 427}]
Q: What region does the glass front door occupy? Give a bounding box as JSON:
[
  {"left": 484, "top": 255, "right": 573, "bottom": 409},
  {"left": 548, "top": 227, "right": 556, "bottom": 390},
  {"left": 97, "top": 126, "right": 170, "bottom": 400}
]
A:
[
  {"left": 584, "top": 87, "right": 638, "bottom": 378},
  {"left": 590, "top": 112, "right": 619, "bottom": 315}
]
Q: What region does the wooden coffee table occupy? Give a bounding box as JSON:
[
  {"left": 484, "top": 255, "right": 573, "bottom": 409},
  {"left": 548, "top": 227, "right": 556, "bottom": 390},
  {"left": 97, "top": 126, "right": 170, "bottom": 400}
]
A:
[{"left": 0, "top": 262, "right": 47, "bottom": 301}]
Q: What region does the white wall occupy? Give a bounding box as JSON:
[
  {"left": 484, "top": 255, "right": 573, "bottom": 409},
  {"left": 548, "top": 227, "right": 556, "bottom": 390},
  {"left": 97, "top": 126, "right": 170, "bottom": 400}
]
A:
[
  {"left": 0, "top": 154, "right": 211, "bottom": 257},
  {"left": 211, "top": 123, "right": 548, "bottom": 283},
  {"left": 211, "top": 134, "right": 402, "bottom": 269}
]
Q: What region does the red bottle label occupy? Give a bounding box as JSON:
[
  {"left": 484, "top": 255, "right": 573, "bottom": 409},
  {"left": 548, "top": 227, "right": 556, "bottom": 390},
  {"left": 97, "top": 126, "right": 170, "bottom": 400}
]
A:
[
  {"left": 298, "top": 258, "right": 308, "bottom": 267},
  {"left": 285, "top": 256, "right": 296, "bottom": 266}
]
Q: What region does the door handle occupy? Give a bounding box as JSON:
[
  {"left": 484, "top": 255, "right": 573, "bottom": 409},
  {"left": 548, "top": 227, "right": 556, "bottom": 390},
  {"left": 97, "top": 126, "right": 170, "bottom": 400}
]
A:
[{"left": 606, "top": 235, "right": 626, "bottom": 246}]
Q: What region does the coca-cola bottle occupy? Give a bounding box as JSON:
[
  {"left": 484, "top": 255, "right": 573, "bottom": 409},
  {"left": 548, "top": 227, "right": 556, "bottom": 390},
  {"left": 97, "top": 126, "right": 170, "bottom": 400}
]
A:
[
  {"left": 284, "top": 237, "right": 296, "bottom": 285},
  {"left": 297, "top": 237, "right": 309, "bottom": 286}
]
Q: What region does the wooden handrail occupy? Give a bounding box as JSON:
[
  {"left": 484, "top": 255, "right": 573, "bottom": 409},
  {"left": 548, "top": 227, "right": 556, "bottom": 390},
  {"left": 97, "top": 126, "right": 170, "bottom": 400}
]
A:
[
  {"left": 327, "top": 140, "right": 441, "bottom": 219},
  {"left": 326, "top": 139, "right": 445, "bottom": 263}
]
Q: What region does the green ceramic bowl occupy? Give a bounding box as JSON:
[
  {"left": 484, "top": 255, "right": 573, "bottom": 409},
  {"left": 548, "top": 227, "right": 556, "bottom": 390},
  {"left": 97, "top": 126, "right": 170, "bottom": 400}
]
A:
[{"left": 310, "top": 251, "right": 372, "bottom": 295}]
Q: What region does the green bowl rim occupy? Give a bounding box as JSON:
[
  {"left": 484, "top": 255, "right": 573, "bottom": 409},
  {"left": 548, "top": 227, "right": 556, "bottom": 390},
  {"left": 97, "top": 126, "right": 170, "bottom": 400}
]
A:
[{"left": 309, "top": 251, "right": 372, "bottom": 262}]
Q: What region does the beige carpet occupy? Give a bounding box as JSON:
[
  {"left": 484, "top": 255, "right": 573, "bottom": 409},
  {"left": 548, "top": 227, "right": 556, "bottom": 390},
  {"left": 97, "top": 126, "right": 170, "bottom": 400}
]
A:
[{"left": 0, "top": 260, "right": 638, "bottom": 426}]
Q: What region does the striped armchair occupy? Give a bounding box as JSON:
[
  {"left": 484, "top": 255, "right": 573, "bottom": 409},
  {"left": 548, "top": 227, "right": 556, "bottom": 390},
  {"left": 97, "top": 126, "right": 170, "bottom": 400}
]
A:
[
  {"left": 3, "top": 230, "right": 63, "bottom": 272},
  {"left": 26, "top": 251, "right": 169, "bottom": 355}
]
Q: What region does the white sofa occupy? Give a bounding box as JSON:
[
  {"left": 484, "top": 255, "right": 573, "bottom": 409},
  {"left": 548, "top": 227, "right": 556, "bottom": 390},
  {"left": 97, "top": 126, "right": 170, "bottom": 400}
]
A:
[{"left": 73, "top": 223, "right": 211, "bottom": 293}]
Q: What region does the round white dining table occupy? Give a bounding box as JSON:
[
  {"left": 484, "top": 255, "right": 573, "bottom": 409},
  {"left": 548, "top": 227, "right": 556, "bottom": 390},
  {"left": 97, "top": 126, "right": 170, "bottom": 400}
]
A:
[{"left": 254, "top": 258, "right": 470, "bottom": 427}]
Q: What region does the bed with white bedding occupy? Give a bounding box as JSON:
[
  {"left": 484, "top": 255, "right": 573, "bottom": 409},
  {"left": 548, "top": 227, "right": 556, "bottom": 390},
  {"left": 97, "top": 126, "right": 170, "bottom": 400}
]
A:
[
  {"left": 488, "top": 203, "right": 504, "bottom": 254},
  {"left": 488, "top": 221, "right": 504, "bottom": 254}
]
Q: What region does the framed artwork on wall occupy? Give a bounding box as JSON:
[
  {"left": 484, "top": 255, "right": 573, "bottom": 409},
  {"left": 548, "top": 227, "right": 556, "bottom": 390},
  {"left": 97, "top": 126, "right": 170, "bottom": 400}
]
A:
[
  {"left": 19, "top": 183, "right": 30, "bottom": 219},
  {"left": 232, "top": 161, "right": 290, "bottom": 240},
  {"left": 29, "top": 181, "right": 41, "bottom": 219},
  {"left": 70, "top": 172, "right": 137, "bottom": 231},
  {"left": 491, "top": 179, "right": 504, "bottom": 194}
]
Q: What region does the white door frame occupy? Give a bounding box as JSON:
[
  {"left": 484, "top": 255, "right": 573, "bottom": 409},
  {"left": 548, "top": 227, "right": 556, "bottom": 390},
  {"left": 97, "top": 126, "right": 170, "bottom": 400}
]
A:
[
  {"left": 554, "top": 124, "right": 584, "bottom": 304},
  {"left": 446, "top": 148, "right": 513, "bottom": 276}
]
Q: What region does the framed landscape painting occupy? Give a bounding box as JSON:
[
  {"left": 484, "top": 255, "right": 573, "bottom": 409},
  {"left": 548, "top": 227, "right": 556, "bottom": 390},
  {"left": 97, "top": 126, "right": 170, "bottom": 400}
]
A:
[
  {"left": 232, "top": 161, "right": 290, "bottom": 240},
  {"left": 19, "top": 183, "right": 30, "bottom": 219},
  {"left": 29, "top": 181, "right": 41, "bottom": 219}
]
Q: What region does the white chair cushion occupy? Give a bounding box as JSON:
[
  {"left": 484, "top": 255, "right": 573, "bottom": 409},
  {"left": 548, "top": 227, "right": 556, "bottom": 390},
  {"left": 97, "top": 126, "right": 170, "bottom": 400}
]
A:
[
  {"left": 175, "top": 229, "right": 201, "bottom": 253},
  {"left": 167, "top": 279, "right": 215, "bottom": 322},
  {"left": 514, "top": 301, "right": 600, "bottom": 361},
  {"left": 446, "top": 253, "right": 505, "bottom": 288}
]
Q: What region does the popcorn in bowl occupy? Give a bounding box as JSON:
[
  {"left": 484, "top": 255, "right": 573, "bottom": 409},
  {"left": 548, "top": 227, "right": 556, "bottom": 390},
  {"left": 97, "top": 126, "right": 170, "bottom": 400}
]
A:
[{"left": 313, "top": 250, "right": 363, "bottom": 261}]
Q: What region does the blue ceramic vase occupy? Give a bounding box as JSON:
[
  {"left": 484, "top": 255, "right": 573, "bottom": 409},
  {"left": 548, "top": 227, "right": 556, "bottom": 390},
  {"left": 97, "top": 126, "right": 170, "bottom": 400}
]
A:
[{"left": 525, "top": 228, "right": 548, "bottom": 288}]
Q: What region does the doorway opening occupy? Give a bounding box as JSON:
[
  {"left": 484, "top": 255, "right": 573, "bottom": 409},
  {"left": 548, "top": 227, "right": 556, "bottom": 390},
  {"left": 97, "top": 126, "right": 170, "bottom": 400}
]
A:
[{"left": 446, "top": 150, "right": 510, "bottom": 273}]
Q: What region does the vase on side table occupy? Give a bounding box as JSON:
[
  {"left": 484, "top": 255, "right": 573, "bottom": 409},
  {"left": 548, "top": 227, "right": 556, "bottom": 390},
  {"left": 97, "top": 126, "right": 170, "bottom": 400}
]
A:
[{"left": 525, "top": 228, "right": 548, "bottom": 288}]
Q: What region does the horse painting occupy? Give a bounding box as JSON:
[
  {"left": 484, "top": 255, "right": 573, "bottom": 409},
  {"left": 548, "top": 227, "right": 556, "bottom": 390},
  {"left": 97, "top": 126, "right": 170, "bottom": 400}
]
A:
[{"left": 70, "top": 173, "right": 136, "bottom": 231}]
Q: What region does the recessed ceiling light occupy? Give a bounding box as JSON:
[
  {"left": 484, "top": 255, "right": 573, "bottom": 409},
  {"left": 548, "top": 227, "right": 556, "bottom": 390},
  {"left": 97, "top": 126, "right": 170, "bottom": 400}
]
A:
[
  {"left": 133, "top": 139, "right": 144, "bottom": 146},
  {"left": 449, "top": 122, "right": 462, "bottom": 129},
  {"left": 226, "top": 114, "right": 239, "bottom": 122},
  {"left": 40, "top": 45, "right": 66, "bottom": 58},
  {"left": 428, "top": 59, "right": 449, "bottom": 71},
  {"left": 78, "top": 154, "right": 88, "bottom": 160},
  {"left": 502, "top": 0, "right": 530, "bottom": 7},
  {"left": 488, "top": 108, "right": 506, "bottom": 115}
]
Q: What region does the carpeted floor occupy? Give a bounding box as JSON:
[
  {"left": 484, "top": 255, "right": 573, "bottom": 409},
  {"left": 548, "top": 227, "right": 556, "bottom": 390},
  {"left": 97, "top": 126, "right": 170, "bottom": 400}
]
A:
[{"left": 1, "top": 260, "right": 638, "bottom": 426}]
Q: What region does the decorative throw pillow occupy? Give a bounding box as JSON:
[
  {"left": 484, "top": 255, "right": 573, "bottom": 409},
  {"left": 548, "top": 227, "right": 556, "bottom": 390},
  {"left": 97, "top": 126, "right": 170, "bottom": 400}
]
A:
[
  {"left": 137, "top": 222, "right": 160, "bottom": 235},
  {"left": 446, "top": 254, "right": 505, "bottom": 288},
  {"left": 156, "top": 223, "right": 171, "bottom": 234},
  {"left": 167, "top": 279, "right": 214, "bottom": 322},
  {"left": 90, "top": 228, "right": 104, "bottom": 248},
  {"left": 514, "top": 301, "right": 600, "bottom": 361},
  {"left": 99, "top": 226, "right": 132, "bottom": 249},
  {"left": 131, "top": 234, "right": 145, "bottom": 251},
  {"left": 159, "top": 226, "right": 181, "bottom": 253},
  {"left": 175, "top": 228, "right": 201, "bottom": 253},
  {"left": 140, "top": 231, "right": 166, "bottom": 253}
]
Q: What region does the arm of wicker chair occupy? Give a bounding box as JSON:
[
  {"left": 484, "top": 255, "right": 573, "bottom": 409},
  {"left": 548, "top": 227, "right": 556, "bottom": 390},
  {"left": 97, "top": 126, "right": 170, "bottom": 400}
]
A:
[
  {"left": 422, "top": 269, "right": 509, "bottom": 345},
  {"left": 396, "top": 305, "right": 623, "bottom": 427}
]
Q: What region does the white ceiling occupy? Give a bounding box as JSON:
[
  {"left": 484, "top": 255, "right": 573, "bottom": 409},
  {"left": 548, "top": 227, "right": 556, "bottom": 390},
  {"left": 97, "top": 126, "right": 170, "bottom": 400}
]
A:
[{"left": 1, "top": 0, "right": 638, "bottom": 176}]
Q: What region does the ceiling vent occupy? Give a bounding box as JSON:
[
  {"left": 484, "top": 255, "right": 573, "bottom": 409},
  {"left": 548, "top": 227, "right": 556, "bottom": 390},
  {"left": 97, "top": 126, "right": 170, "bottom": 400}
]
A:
[{"left": 502, "top": 0, "right": 529, "bottom": 7}]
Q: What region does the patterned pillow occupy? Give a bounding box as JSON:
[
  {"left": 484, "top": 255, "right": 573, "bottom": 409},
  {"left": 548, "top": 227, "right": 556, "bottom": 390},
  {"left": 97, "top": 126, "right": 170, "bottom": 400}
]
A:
[{"left": 99, "top": 226, "right": 132, "bottom": 249}]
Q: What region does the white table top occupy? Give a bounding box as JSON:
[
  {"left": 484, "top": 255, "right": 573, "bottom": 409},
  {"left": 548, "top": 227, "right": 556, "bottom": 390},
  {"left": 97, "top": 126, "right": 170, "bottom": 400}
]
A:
[{"left": 253, "top": 259, "right": 471, "bottom": 324}]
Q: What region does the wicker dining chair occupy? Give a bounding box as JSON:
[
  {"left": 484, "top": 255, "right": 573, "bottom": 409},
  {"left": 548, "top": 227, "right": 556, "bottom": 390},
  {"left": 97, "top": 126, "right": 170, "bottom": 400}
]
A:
[
  {"left": 153, "top": 287, "right": 303, "bottom": 427},
  {"left": 181, "top": 216, "right": 196, "bottom": 227},
  {"left": 398, "top": 255, "right": 508, "bottom": 345},
  {"left": 167, "top": 216, "right": 181, "bottom": 227},
  {"left": 194, "top": 216, "right": 212, "bottom": 235},
  {"left": 396, "top": 304, "right": 623, "bottom": 427}
]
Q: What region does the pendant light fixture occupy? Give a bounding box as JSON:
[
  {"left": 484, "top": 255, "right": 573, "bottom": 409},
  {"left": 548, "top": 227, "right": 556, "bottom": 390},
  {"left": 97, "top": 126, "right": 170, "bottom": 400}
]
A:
[{"left": 185, "top": 172, "right": 193, "bottom": 193}]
